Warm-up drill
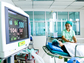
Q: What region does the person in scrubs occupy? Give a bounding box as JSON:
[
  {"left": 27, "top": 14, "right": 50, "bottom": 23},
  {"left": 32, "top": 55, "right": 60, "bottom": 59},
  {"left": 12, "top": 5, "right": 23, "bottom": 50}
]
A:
[{"left": 62, "top": 21, "right": 77, "bottom": 43}]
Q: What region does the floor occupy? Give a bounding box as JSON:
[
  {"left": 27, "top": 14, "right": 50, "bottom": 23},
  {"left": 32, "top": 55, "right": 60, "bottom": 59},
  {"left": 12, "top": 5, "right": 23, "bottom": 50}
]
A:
[
  {"left": 36, "top": 48, "right": 65, "bottom": 63},
  {"left": 32, "top": 36, "right": 68, "bottom": 63}
]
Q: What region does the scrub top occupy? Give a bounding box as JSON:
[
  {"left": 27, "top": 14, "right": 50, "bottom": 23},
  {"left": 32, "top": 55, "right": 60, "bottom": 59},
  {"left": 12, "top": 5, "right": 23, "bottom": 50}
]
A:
[{"left": 62, "top": 29, "right": 75, "bottom": 43}]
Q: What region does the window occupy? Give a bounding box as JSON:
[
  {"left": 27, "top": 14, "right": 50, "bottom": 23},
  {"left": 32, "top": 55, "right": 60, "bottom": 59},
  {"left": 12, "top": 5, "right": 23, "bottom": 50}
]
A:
[
  {"left": 58, "top": 12, "right": 68, "bottom": 21},
  {"left": 34, "top": 11, "right": 45, "bottom": 22},
  {"left": 69, "top": 12, "right": 80, "bottom": 35},
  {"left": 35, "top": 22, "right": 45, "bottom": 36},
  {"left": 34, "top": 11, "right": 45, "bottom": 36},
  {"left": 25, "top": 11, "right": 80, "bottom": 36},
  {"left": 46, "top": 12, "right": 57, "bottom": 36},
  {"left": 57, "top": 12, "right": 68, "bottom": 36}
]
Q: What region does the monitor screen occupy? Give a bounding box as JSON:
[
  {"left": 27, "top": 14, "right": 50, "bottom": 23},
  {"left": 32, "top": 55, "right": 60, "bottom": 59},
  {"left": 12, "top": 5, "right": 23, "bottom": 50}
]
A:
[{"left": 5, "top": 7, "right": 29, "bottom": 44}]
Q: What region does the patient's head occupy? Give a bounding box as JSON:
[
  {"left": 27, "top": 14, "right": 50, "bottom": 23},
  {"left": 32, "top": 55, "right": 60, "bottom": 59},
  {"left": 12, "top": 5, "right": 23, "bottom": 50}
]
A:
[{"left": 52, "top": 39, "right": 60, "bottom": 47}]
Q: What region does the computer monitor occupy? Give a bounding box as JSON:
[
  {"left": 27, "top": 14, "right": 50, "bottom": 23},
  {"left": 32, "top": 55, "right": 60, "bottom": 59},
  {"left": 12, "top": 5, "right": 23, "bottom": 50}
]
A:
[{"left": 0, "top": 1, "right": 30, "bottom": 58}]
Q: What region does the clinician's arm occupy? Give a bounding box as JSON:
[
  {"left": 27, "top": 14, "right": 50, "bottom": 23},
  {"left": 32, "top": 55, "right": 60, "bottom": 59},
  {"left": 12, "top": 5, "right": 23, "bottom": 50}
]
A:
[
  {"left": 73, "top": 36, "right": 77, "bottom": 43},
  {"left": 62, "top": 36, "right": 71, "bottom": 42},
  {"left": 62, "top": 36, "right": 77, "bottom": 43}
]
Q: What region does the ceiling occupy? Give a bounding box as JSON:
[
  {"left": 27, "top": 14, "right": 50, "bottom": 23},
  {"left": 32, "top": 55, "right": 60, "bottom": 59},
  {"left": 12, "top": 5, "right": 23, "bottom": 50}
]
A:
[{"left": 12, "top": 0, "right": 84, "bottom": 10}]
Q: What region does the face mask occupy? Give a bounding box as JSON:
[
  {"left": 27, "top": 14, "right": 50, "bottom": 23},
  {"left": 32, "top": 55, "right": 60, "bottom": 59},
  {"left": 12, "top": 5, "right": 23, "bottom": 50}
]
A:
[{"left": 70, "top": 27, "right": 72, "bottom": 30}]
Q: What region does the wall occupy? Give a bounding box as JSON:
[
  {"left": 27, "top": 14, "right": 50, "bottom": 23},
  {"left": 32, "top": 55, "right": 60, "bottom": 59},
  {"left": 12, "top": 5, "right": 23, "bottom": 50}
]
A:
[
  {"left": 0, "top": 0, "right": 14, "bottom": 5},
  {"left": 76, "top": 10, "right": 84, "bottom": 43},
  {"left": 78, "top": 10, "right": 84, "bottom": 38}
]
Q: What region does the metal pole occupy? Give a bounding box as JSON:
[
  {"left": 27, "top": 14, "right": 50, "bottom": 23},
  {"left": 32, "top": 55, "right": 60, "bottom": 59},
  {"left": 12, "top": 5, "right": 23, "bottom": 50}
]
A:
[{"left": 54, "top": 56, "right": 56, "bottom": 63}]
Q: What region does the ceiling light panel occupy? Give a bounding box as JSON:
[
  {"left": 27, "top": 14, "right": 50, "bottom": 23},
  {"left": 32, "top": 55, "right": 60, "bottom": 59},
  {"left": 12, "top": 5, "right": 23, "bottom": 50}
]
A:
[
  {"left": 12, "top": 0, "right": 20, "bottom": 1},
  {"left": 55, "top": 0, "right": 75, "bottom": 2},
  {"left": 66, "top": 5, "right": 83, "bottom": 9},
  {"left": 20, "top": 6, "right": 32, "bottom": 8},
  {"left": 71, "top": 2, "right": 84, "bottom": 6},
  {"left": 13, "top": 0, "right": 31, "bottom": 2},
  {"left": 80, "top": 6, "right": 84, "bottom": 10},
  {"left": 50, "top": 6, "right": 67, "bottom": 9},
  {"left": 52, "top": 2, "right": 72, "bottom": 6},
  {"left": 13, "top": 1, "right": 32, "bottom": 6},
  {"left": 33, "top": 0, "right": 54, "bottom": 1},
  {"left": 18, "top": 0, "right": 26, "bottom": 1},
  {"left": 33, "top": 1, "right": 53, "bottom": 6},
  {"left": 33, "top": 6, "right": 49, "bottom": 8}
]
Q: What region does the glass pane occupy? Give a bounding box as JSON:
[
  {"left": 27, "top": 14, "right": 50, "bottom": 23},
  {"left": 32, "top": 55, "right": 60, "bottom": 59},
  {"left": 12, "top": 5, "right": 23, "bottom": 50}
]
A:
[
  {"left": 25, "top": 11, "right": 33, "bottom": 35},
  {"left": 35, "top": 22, "right": 45, "bottom": 36},
  {"left": 73, "top": 22, "right": 80, "bottom": 35},
  {"left": 75, "top": 12, "right": 80, "bottom": 21},
  {"left": 46, "top": 11, "right": 57, "bottom": 37},
  {"left": 62, "top": 22, "right": 66, "bottom": 30},
  {"left": 34, "top": 11, "right": 45, "bottom": 21},
  {"left": 57, "top": 22, "right": 61, "bottom": 36},
  {"left": 46, "top": 11, "right": 57, "bottom": 21},
  {"left": 47, "top": 21, "right": 57, "bottom": 36},
  {"left": 69, "top": 12, "right": 75, "bottom": 21},
  {"left": 69, "top": 12, "right": 80, "bottom": 35},
  {"left": 69, "top": 12, "right": 80, "bottom": 21},
  {"left": 34, "top": 11, "right": 45, "bottom": 36},
  {"left": 58, "top": 12, "right": 68, "bottom": 21},
  {"left": 48, "top": 22, "right": 50, "bottom": 35},
  {"left": 30, "top": 22, "right": 33, "bottom": 35},
  {"left": 25, "top": 11, "right": 33, "bottom": 21},
  {"left": 54, "top": 22, "right": 57, "bottom": 32},
  {"left": 46, "top": 11, "right": 51, "bottom": 21}
]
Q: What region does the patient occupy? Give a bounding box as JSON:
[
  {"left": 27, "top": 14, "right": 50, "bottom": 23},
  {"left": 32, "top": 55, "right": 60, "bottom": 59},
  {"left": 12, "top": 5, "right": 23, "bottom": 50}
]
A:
[
  {"left": 52, "top": 39, "right": 84, "bottom": 57},
  {"left": 52, "top": 39, "right": 70, "bottom": 56}
]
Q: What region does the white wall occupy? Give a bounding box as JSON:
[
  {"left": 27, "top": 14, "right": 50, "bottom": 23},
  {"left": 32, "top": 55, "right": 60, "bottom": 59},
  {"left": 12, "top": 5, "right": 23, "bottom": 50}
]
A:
[
  {"left": 0, "top": 0, "right": 14, "bottom": 5},
  {"left": 76, "top": 10, "right": 84, "bottom": 43},
  {"left": 78, "top": 10, "right": 84, "bottom": 38}
]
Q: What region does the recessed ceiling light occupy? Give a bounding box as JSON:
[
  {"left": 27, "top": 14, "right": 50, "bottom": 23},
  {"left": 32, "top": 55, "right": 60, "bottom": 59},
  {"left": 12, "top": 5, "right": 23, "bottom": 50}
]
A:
[
  {"left": 18, "top": 0, "right": 26, "bottom": 1},
  {"left": 33, "top": 0, "right": 54, "bottom": 1}
]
